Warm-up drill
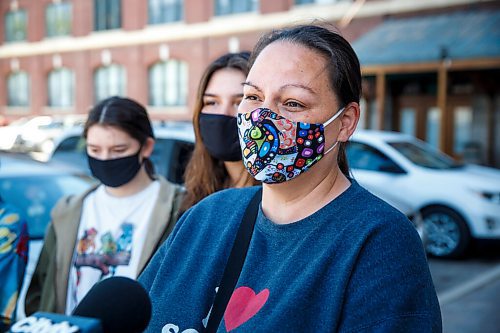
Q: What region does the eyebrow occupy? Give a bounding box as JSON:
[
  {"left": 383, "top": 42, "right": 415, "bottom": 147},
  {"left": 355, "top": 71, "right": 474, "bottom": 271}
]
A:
[
  {"left": 87, "top": 143, "right": 128, "bottom": 149},
  {"left": 203, "top": 93, "right": 243, "bottom": 98},
  {"left": 242, "top": 81, "right": 262, "bottom": 92},
  {"left": 243, "top": 81, "right": 317, "bottom": 95}
]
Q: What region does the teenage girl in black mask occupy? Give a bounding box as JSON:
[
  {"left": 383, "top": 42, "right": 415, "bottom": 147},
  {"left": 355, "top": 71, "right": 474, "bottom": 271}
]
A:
[
  {"left": 26, "top": 96, "right": 184, "bottom": 316},
  {"left": 180, "top": 52, "right": 259, "bottom": 214}
]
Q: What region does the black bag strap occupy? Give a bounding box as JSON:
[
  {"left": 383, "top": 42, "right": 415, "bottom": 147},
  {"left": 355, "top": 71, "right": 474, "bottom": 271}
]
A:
[{"left": 205, "top": 188, "right": 262, "bottom": 333}]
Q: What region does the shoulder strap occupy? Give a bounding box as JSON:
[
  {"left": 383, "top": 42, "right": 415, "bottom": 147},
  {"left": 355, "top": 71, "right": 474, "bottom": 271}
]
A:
[{"left": 205, "top": 188, "right": 262, "bottom": 333}]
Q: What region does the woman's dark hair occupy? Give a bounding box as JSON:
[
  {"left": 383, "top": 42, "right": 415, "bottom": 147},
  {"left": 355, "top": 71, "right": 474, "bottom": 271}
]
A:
[
  {"left": 180, "top": 52, "right": 259, "bottom": 213},
  {"left": 249, "top": 24, "right": 362, "bottom": 177},
  {"left": 83, "top": 96, "right": 156, "bottom": 179}
]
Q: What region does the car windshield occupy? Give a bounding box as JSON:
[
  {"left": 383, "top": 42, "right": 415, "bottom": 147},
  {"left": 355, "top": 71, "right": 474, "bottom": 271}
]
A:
[
  {"left": 387, "top": 141, "right": 462, "bottom": 169},
  {"left": 0, "top": 174, "right": 93, "bottom": 239}
]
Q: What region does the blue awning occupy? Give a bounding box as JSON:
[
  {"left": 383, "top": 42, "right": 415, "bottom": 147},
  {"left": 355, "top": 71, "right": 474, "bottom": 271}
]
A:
[{"left": 352, "top": 10, "right": 500, "bottom": 65}]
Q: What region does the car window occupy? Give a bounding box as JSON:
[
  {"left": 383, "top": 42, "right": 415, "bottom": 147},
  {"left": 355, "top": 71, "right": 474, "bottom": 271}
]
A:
[
  {"left": 347, "top": 141, "right": 404, "bottom": 173},
  {"left": 54, "top": 135, "right": 85, "bottom": 153},
  {"left": 387, "top": 141, "right": 461, "bottom": 169},
  {"left": 151, "top": 139, "right": 193, "bottom": 184},
  {"left": 0, "top": 175, "right": 92, "bottom": 239},
  {"left": 39, "top": 121, "right": 64, "bottom": 130}
]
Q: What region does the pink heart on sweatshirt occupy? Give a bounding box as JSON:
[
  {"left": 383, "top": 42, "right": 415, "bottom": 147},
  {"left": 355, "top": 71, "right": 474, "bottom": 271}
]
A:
[{"left": 224, "top": 286, "right": 270, "bottom": 331}]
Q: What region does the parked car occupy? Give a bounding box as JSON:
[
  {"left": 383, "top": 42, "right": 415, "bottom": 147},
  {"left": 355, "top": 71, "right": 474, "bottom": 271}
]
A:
[
  {"left": 50, "top": 123, "right": 427, "bottom": 238},
  {"left": 0, "top": 152, "right": 95, "bottom": 320},
  {"left": 347, "top": 130, "right": 500, "bottom": 258},
  {"left": 0, "top": 117, "right": 30, "bottom": 151},
  {"left": 49, "top": 121, "right": 195, "bottom": 185},
  {"left": 16, "top": 115, "right": 87, "bottom": 161}
]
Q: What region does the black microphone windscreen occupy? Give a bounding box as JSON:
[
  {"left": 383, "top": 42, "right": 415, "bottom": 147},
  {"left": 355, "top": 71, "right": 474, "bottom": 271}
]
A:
[{"left": 72, "top": 276, "right": 151, "bottom": 333}]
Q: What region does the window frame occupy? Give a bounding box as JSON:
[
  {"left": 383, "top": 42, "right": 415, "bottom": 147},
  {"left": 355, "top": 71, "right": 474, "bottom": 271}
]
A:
[
  {"left": 45, "top": 1, "right": 72, "bottom": 38},
  {"left": 214, "top": 0, "right": 258, "bottom": 16},
  {"left": 148, "top": 60, "right": 188, "bottom": 107},
  {"left": 7, "top": 71, "right": 30, "bottom": 107},
  {"left": 48, "top": 68, "right": 75, "bottom": 107},
  {"left": 93, "top": 64, "right": 127, "bottom": 103},
  {"left": 94, "top": 0, "right": 121, "bottom": 31},
  {"left": 148, "top": 0, "right": 183, "bottom": 25},
  {"left": 4, "top": 9, "right": 27, "bottom": 42}
]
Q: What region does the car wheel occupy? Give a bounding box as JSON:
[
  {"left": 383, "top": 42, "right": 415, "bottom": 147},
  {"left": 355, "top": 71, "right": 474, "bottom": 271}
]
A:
[{"left": 422, "top": 206, "right": 470, "bottom": 259}]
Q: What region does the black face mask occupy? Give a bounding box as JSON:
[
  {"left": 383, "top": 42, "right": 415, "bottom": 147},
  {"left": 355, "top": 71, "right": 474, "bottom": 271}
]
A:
[
  {"left": 199, "top": 113, "right": 242, "bottom": 162},
  {"left": 87, "top": 151, "right": 142, "bottom": 188}
]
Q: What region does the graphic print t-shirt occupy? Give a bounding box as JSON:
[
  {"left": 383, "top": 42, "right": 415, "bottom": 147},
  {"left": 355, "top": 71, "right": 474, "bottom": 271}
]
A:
[{"left": 65, "top": 181, "right": 159, "bottom": 314}]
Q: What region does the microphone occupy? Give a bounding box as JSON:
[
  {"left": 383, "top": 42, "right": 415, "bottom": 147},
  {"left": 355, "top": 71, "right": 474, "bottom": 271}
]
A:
[
  {"left": 10, "top": 277, "right": 151, "bottom": 333},
  {"left": 73, "top": 276, "right": 152, "bottom": 333}
]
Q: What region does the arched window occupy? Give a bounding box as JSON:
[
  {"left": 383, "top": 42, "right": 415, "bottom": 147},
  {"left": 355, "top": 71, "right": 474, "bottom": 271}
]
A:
[
  {"left": 7, "top": 71, "right": 30, "bottom": 106},
  {"left": 48, "top": 68, "right": 75, "bottom": 107},
  {"left": 149, "top": 60, "right": 188, "bottom": 106},
  {"left": 94, "top": 64, "right": 126, "bottom": 103},
  {"left": 46, "top": 1, "right": 72, "bottom": 37},
  {"left": 4, "top": 9, "right": 27, "bottom": 42},
  {"left": 149, "top": 0, "right": 183, "bottom": 24}
]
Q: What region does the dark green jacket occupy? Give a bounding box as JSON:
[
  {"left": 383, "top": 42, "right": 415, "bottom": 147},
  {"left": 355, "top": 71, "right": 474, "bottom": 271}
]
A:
[{"left": 25, "top": 176, "right": 184, "bottom": 315}]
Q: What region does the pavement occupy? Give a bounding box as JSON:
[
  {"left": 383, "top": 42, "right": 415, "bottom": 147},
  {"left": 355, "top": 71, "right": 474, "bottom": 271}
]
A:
[
  {"left": 440, "top": 270, "right": 500, "bottom": 333},
  {"left": 429, "top": 245, "right": 500, "bottom": 333}
]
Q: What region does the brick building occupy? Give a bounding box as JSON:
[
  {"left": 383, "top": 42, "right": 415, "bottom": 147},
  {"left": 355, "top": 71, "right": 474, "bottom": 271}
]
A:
[{"left": 1, "top": 0, "right": 499, "bottom": 166}]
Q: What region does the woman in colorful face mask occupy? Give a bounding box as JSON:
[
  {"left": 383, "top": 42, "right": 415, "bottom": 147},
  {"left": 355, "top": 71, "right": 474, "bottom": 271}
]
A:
[
  {"left": 180, "top": 52, "right": 259, "bottom": 214},
  {"left": 140, "top": 25, "right": 441, "bottom": 332},
  {"left": 26, "top": 96, "right": 184, "bottom": 316}
]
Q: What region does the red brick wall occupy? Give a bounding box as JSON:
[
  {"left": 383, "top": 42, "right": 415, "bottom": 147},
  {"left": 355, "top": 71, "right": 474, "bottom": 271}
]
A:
[
  {"left": 122, "top": 0, "right": 147, "bottom": 31},
  {"left": 73, "top": 0, "right": 93, "bottom": 37},
  {"left": 185, "top": 0, "right": 213, "bottom": 23},
  {"left": 260, "top": 0, "right": 293, "bottom": 14},
  {"left": 2, "top": 0, "right": 493, "bottom": 123}
]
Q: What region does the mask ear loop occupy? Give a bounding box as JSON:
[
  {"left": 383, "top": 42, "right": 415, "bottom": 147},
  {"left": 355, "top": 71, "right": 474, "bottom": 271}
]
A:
[
  {"left": 324, "top": 141, "right": 339, "bottom": 155},
  {"left": 323, "top": 107, "right": 345, "bottom": 127},
  {"left": 322, "top": 107, "right": 345, "bottom": 155}
]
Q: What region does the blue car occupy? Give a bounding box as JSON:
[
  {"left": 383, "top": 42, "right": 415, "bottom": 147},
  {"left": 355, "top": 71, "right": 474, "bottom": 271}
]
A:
[{"left": 0, "top": 152, "right": 95, "bottom": 320}]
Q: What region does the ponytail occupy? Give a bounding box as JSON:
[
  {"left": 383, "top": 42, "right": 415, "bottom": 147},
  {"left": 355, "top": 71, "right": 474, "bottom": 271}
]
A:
[
  {"left": 144, "top": 158, "right": 156, "bottom": 180},
  {"left": 337, "top": 143, "right": 350, "bottom": 177}
]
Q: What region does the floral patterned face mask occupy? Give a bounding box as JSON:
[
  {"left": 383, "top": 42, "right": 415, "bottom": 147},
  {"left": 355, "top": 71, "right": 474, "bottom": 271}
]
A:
[{"left": 237, "top": 107, "right": 344, "bottom": 184}]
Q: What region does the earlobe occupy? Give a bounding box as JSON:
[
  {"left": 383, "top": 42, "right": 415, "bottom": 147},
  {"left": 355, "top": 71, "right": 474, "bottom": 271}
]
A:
[
  {"left": 141, "top": 137, "right": 156, "bottom": 158},
  {"left": 338, "top": 102, "right": 360, "bottom": 142}
]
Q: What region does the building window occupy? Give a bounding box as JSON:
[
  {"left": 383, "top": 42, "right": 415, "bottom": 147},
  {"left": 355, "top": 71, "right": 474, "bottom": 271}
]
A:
[
  {"left": 295, "top": 0, "right": 344, "bottom": 4},
  {"left": 46, "top": 2, "right": 72, "bottom": 37},
  {"left": 215, "top": 0, "right": 258, "bottom": 16},
  {"left": 48, "top": 68, "right": 75, "bottom": 107},
  {"left": 94, "top": 0, "right": 121, "bottom": 31},
  {"left": 7, "top": 71, "right": 30, "bottom": 107},
  {"left": 149, "top": 0, "right": 183, "bottom": 24},
  {"left": 4, "top": 10, "right": 27, "bottom": 42},
  {"left": 94, "top": 64, "right": 126, "bottom": 103},
  {"left": 149, "top": 60, "right": 188, "bottom": 106}
]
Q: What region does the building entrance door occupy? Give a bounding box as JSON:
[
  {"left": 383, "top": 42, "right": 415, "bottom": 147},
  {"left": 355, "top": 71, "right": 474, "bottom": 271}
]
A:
[
  {"left": 394, "top": 95, "right": 440, "bottom": 149},
  {"left": 448, "top": 95, "right": 489, "bottom": 165}
]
